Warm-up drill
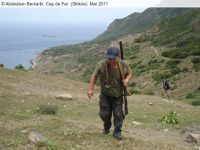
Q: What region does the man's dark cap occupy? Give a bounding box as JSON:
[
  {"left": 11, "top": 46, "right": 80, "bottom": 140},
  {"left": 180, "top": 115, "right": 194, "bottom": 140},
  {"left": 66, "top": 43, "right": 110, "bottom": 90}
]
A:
[{"left": 106, "top": 47, "right": 120, "bottom": 59}]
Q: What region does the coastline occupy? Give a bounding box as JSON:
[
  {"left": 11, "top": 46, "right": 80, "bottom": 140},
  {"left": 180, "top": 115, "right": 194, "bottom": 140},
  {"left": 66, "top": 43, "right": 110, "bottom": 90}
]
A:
[
  {"left": 31, "top": 59, "right": 37, "bottom": 69},
  {"left": 30, "top": 49, "right": 45, "bottom": 69},
  {"left": 30, "top": 51, "right": 43, "bottom": 69}
]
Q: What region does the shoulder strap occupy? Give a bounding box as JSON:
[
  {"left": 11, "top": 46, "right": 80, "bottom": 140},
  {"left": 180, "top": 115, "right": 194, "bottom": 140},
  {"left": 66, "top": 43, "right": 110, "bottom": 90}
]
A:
[
  {"left": 105, "top": 60, "right": 109, "bottom": 84},
  {"left": 105, "top": 59, "right": 123, "bottom": 83},
  {"left": 117, "top": 59, "right": 125, "bottom": 80}
]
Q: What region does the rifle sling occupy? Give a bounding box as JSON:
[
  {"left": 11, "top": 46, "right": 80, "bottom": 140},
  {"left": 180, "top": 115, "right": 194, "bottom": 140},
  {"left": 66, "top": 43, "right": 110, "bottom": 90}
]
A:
[
  {"left": 105, "top": 59, "right": 130, "bottom": 96},
  {"left": 105, "top": 60, "right": 109, "bottom": 85},
  {"left": 105, "top": 59, "right": 123, "bottom": 85}
]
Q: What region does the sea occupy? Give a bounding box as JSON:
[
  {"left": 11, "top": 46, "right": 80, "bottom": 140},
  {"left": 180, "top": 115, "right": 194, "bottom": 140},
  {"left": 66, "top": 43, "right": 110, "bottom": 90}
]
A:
[{"left": 0, "top": 24, "right": 105, "bottom": 69}]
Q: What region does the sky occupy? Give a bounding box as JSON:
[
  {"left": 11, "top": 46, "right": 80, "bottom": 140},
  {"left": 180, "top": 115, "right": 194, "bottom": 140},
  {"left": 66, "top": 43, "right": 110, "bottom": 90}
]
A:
[
  {"left": 0, "top": 0, "right": 198, "bottom": 27},
  {"left": 0, "top": 8, "right": 146, "bottom": 26}
]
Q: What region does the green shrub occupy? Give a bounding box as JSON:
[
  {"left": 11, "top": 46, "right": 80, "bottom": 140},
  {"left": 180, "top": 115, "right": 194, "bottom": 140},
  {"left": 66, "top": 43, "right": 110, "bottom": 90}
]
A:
[
  {"left": 130, "top": 61, "right": 142, "bottom": 69},
  {"left": 166, "top": 59, "right": 180, "bottom": 67},
  {"left": 185, "top": 93, "right": 195, "bottom": 99},
  {"left": 197, "top": 85, "right": 200, "bottom": 91},
  {"left": 160, "top": 110, "right": 179, "bottom": 124},
  {"left": 193, "top": 64, "right": 200, "bottom": 71},
  {"left": 147, "top": 59, "right": 161, "bottom": 70},
  {"left": 153, "top": 71, "right": 173, "bottom": 82},
  {"left": 171, "top": 52, "right": 189, "bottom": 59},
  {"left": 191, "top": 57, "right": 200, "bottom": 64},
  {"left": 137, "top": 65, "right": 146, "bottom": 69},
  {"left": 162, "top": 50, "right": 189, "bottom": 59},
  {"left": 129, "top": 80, "right": 136, "bottom": 87},
  {"left": 149, "top": 63, "right": 161, "bottom": 70},
  {"left": 135, "top": 35, "right": 150, "bottom": 43},
  {"left": 130, "top": 45, "right": 140, "bottom": 52},
  {"left": 162, "top": 51, "right": 172, "bottom": 57},
  {"left": 148, "top": 59, "right": 159, "bottom": 64},
  {"left": 170, "top": 67, "right": 181, "bottom": 74},
  {"left": 36, "top": 140, "right": 58, "bottom": 150},
  {"left": 15, "top": 64, "right": 26, "bottom": 71},
  {"left": 171, "top": 84, "right": 177, "bottom": 90},
  {"left": 182, "top": 67, "right": 189, "bottom": 72},
  {"left": 130, "top": 55, "right": 137, "bottom": 60},
  {"left": 0, "top": 64, "right": 4, "bottom": 68},
  {"left": 191, "top": 99, "right": 200, "bottom": 106},
  {"left": 160, "top": 59, "right": 165, "bottom": 63},
  {"left": 130, "top": 88, "right": 141, "bottom": 94},
  {"left": 191, "top": 50, "right": 200, "bottom": 56},
  {"left": 144, "top": 89, "right": 155, "bottom": 95},
  {"left": 130, "top": 63, "right": 137, "bottom": 69},
  {"left": 134, "top": 38, "right": 142, "bottom": 43},
  {"left": 45, "top": 140, "right": 58, "bottom": 150},
  {"left": 37, "top": 105, "right": 58, "bottom": 115}
]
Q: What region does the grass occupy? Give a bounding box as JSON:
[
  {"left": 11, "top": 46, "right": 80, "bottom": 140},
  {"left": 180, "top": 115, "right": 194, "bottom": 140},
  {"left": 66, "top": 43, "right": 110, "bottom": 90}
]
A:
[
  {"left": 36, "top": 105, "right": 58, "bottom": 115},
  {"left": 1, "top": 65, "right": 200, "bottom": 150}
]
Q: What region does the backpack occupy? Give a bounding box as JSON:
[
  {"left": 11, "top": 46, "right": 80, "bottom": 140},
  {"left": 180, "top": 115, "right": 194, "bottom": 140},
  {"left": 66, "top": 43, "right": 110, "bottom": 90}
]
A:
[{"left": 163, "top": 79, "right": 170, "bottom": 90}]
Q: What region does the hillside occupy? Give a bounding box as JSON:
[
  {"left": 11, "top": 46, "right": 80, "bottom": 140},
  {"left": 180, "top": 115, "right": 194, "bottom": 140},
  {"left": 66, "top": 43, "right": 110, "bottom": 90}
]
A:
[
  {"left": 1, "top": 67, "right": 200, "bottom": 150},
  {"left": 33, "top": 8, "right": 200, "bottom": 104},
  {"left": 95, "top": 8, "right": 189, "bottom": 41}
]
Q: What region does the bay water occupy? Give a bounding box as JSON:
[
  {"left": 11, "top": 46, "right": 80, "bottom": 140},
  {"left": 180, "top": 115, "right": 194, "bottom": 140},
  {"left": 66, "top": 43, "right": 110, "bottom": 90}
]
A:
[{"left": 0, "top": 24, "right": 105, "bottom": 69}]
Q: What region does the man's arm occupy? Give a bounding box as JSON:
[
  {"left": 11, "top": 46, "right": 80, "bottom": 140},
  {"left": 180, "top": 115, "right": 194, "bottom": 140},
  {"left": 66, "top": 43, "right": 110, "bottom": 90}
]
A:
[
  {"left": 87, "top": 62, "right": 101, "bottom": 99},
  {"left": 87, "top": 74, "right": 98, "bottom": 99},
  {"left": 123, "top": 72, "right": 132, "bottom": 87},
  {"left": 122, "top": 62, "right": 132, "bottom": 87}
]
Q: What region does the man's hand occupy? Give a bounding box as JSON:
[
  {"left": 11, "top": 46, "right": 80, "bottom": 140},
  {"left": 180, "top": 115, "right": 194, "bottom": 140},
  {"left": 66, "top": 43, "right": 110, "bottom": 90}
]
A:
[
  {"left": 87, "top": 74, "right": 97, "bottom": 99},
  {"left": 87, "top": 89, "right": 94, "bottom": 99},
  {"left": 123, "top": 78, "right": 129, "bottom": 87}
]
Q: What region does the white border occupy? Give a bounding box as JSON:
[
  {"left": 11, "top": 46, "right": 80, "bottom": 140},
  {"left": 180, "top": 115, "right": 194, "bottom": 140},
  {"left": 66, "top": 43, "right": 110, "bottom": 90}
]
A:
[{"left": 1, "top": 0, "right": 200, "bottom": 8}]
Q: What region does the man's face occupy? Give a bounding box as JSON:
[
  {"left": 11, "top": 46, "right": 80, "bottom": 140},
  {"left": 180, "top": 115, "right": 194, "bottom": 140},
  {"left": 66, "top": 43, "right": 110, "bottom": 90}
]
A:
[{"left": 108, "top": 57, "right": 118, "bottom": 67}]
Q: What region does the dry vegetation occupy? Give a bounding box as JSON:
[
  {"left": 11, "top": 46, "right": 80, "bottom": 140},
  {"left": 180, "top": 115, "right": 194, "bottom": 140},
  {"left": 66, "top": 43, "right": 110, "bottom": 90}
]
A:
[{"left": 1, "top": 68, "right": 200, "bottom": 150}]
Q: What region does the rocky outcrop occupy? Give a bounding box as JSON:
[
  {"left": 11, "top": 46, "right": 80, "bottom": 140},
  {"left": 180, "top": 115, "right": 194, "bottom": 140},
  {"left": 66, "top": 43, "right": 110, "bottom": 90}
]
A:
[
  {"left": 28, "top": 132, "right": 47, "bottom": 143},
  {"left": 56, "top": 94, "right": 73, "bottom": 100}
]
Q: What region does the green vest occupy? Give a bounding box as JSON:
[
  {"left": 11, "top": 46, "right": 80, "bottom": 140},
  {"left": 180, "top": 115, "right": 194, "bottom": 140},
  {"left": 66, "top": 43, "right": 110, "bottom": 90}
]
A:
[{"left": 95, "top": 59, "right": 130, "bottom": 97}]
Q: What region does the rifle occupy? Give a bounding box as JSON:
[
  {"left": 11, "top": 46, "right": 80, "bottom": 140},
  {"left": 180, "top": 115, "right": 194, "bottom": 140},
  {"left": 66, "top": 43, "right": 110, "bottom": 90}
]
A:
[{"left": 119, "top": 41, "right": 128, "bottom": 115}]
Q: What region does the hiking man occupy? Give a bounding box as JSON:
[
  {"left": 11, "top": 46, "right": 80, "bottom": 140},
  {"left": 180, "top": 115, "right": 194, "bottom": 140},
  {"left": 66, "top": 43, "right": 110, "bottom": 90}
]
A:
[
  {"left": 87, "top": 47, "right": 132, "bottom": 140},
  {"left": 163, "top": 79, "right": 170, "bottom": 98}
]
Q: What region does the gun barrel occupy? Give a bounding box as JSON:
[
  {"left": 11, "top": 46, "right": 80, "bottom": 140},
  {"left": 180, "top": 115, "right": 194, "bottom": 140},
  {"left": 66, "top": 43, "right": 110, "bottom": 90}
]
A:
[
  {"left": 119, "top": 41, "right": 128, "bottom": 115},
  {"left": 119, "top": 41, "right": 124, "bottom": 60}
]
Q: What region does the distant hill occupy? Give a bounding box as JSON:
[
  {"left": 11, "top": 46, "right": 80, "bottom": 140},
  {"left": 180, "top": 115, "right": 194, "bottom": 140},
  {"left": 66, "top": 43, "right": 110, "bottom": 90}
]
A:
[
  {"left": 94, "top": 8, "right": 189, "bottom": 41},
  {"left": 33, "top": 8, "right": 200, "bottom": 104}
]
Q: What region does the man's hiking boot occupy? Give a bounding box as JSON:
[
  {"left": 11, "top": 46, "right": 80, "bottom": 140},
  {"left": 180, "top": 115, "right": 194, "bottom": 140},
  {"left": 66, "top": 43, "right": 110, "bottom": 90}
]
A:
[
  {"left": 113, "top": 131, "right": 122, "bottom": 140},
  {"left": 103, "top": 128, "right": 110, "bottom": 135}
]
